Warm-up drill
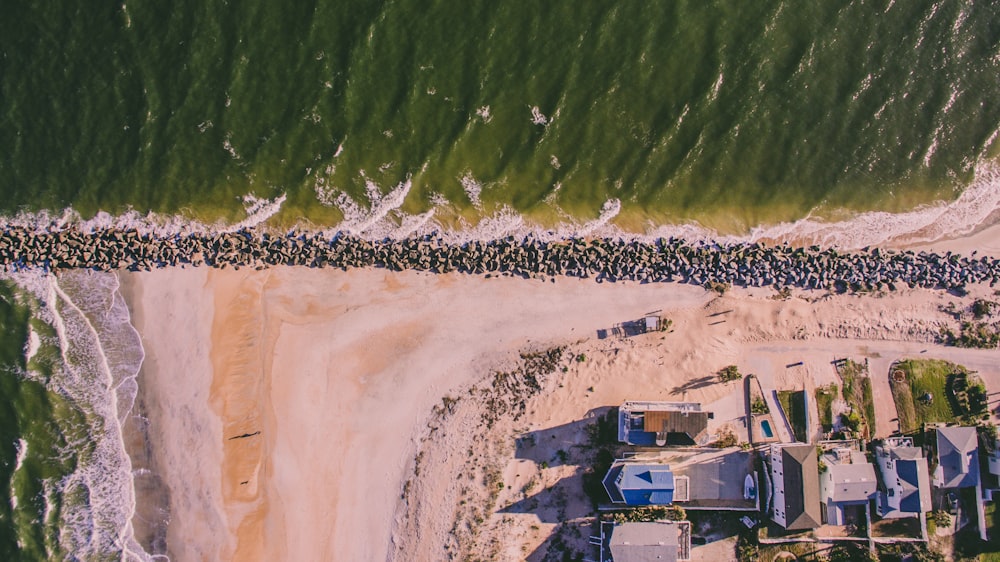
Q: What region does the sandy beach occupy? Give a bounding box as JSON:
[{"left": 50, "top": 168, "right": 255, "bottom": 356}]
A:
[{"left": 119, "top": 227, "right": 1000, "bottom": 561}]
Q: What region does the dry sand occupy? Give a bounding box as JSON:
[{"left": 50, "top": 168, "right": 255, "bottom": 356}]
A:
[{"left": 120, "top": 236, "right": 1000, "bottom": 561}]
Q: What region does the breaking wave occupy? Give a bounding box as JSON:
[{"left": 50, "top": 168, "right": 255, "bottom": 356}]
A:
[
  {"left": 2, "top": 270, "right": 152, "bottom": 561},
  {"left": 1, "top": 162, "right": 1000, "bottom": 253}
]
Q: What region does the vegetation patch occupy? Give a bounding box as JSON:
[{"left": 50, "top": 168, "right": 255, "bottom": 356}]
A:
[
  {"left": 717, "top": 364, "right": 742, "bottom": 383},
  {"left": 941, "top": 322, "right": 1000, "bottom": 349},
  {"left": 889, "top": 359, "right": 965, "bottom": 434},
  {"left": 777, "top": 390, "right": 808, "bottom": 442},
  {"left": 582, "top": 409, "right": 620, "bottom": 507},
  {"left": 814, "top": 384, "right": 837, "bottom": 432},
  {"left": 836, "top": 359, "right": 875, "bottom": 438},
  {"left": 610, "top": 505, "right": 686, "bottom": 523},
  {"left": 947, "top": 369, "right": 989, "bottom": 422},
  {"left": 751, "top": 396, "right": 769, "bottom": 415},
  {"left": 940, "top": 298, "right": 1000, "bottom": 349},
  {"left": 877, "top": 542, "right": 944, "bottom": 562},
  {"left": 705, "top": 281, "right": 731, "bottom": 296}
]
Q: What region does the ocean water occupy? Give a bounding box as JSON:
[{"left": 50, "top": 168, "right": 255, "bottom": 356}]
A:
[
  {"left": 2, "top": 1, "right": 1000, "bottom": 559},
  {"left": 0, "top": 272, "right": 147, "bottom": 561},
  {"left": 2, "top": 0, "right": 999, "bottom": 237}
]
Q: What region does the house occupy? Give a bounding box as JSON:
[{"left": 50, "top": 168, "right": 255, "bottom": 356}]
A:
[
  {"left": 875, "top": 437, "right": 931, "bottom": 519},
  {"left": 600, "top": 521, "right": 690, "bottom": 562},
  {"left": 603, "top": 460, "right": 690, "bottom": 506},
  {"left": 603, "top": 450, "right": 757, "bottom": 510},
  {"left": 819, "top": 446, "right": 878, "bottom": 525},
  {"left": 769, "top": 443, "right": 821, "bottom": 530},
  {"left": 618, "top": 402, "right": 713, "bottom": 446},
  {"left": 934, "top": 426, "right": 979, "bottom": 489}
]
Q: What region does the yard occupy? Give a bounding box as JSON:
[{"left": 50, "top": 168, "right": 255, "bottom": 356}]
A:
[
  {"left": 777, "top": 390, "right": 808, "bottom": 442},
  {"left": 837, "top": 359, "right": 876, "bottom": 438},
  {"left": 889, "top": 359, "right": 967, "bottom": 434},
  {"left": 984, "top": 501, "right": 1000, "bottom": 556},
  {"left": 814, "top": 384, "right": 837, "bottom": 432}
]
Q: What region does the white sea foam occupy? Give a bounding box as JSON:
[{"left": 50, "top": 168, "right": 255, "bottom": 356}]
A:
[
  {"left": 0, "top": 162, "right": 998, "bottom": 252},
  {"left": 326, "top": 176, "right": 414, "bottom": 237},
  {"left": 222, "top": 134, "right": 240, "bottom": 160},
  {"left": 530, "top": 106, "right": 548, "bottom": 125},
  {"left": 476, "top": 105, "right": 493, "bottom": 123},
  {"left": 25, "top": 328, "right": 40, "bottom": 363},
  {"left": 225, "top": 193, "right": 287, "bottom": 232},
  {"left": 460, "top": 172, "right": 484, "bottom": 208},
  {"left": 0, "top": 271, "right": 153, "bottom": 561},
  {"left": 574, "top": 199, "right": 621, "bottom": 238},
  {"left": 724, "top": 161, "right": 1000, "bottom": 249},
  {"left": 9, "top": 438, "right": 27, "bottom": 507}
]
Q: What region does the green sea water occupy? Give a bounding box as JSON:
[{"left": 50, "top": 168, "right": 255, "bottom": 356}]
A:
[{"left": 2, "top": 0, "right": 999, "bottom": 232}]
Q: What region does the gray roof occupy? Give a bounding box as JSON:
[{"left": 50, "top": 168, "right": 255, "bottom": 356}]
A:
[
  {"left": 891, "top": 446, "right": 930, "bottom": 512},
  {"left": 937, "top": 426, "right": 979, "bottom": 488},
  {"left": 781, "top": 444, "right": 822, "bottom": 530},
  {"left": 609, "top": 522, "right": 679, "bottom": 562},
  {"left": 826, "top": 463, "right": 877, "bottom": 503}
]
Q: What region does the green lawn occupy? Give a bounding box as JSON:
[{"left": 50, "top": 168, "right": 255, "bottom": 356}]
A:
[
  {"left": 985, "top": 500, "right": 1000, "bottom": 555},
  {"left": 890, "top": 359, "right": 962, "bottom": 434},
  {"left": 777, "top": 390, "right": 808, "bottom": 442},
  {"left": 814, "top": 384, "right": 837, "bottom": 432}
]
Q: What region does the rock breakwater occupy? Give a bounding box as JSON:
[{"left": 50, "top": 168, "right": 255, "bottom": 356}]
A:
[{"left": 1, "top": 227, "right": 998, "bottom": 291}]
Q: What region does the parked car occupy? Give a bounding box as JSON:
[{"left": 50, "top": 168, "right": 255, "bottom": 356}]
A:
[{"left": 947, "top": 492, "right": 959, "bottom": 514}]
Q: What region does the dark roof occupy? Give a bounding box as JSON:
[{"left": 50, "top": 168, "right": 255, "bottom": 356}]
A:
[
  {"left": 897, "top": 459, "right": 924, "bottom": 512},
  {"left": 608, "top": 522, "right": 680, "bottom": 562},
  {"left": 877, "top": 444, "right": 931, "bottom": 516},
  {"left": 643, "top": 410, "right": 710, "bottom": 442},
  {"left": 782, "top": 445, "right": 822, "bottom": 530},
  {"left": 937, "top": 427, "right": 979, "bottom": 488},
  {"left": 604, "top": 464, "right": 626, "bottom": 503}
]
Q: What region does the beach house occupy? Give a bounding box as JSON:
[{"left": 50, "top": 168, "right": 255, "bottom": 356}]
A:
[
  {"left": 933, "top": 426, "right": 979, "bottom": 489},
  {"left": 618, "top": 401, "right": 712, "bottom": 446},
  {"left": 598, "top": 520, "right": 690, "bottom": 562},
  {"left": 769, "top": 443, "right": 821, "bottom": 530},
  {"left": 819, "top": 446, "right": 878, "bottom": 525},
  {"left": 875, "top": 437, "right": 931, "bottom": 519},
  {"left": 603, "top": 460, "right": 690, "bottom": 506}
]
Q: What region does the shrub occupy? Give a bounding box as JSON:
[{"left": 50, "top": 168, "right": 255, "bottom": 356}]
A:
[
  {"left": 931, "top": 510, "right": 951, "bottom": 527},
  {"left": 972, "top": 299, "right": 996, "bottom": 319},
  {"left": 705, "top": 281, "right": 731, "bottom": 295},
  {"left": 841, "top": 411, "right": 862, "bottom": 432},
  {"left": 751, "top": 396, "right": 769, "bottom": 415},
  {"left": 712, "top": 430, "right": 738, "bottom": 448},
  {"left": 717, "top": 365, "right": 742, "bottom": 383},
  {"left": 942, "top": 322, "right": 1000, "bottom": 349},
  {"left": 611, "top": 505, "right": 686, "bottom": 523}
]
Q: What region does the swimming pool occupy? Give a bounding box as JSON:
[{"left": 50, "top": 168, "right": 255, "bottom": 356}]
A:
[{"left": 761, "top": 420, "right": 774, "bottom": 438}]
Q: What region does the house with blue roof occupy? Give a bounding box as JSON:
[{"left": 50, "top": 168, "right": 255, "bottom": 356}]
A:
[
  {"left": 602, "top": 460, "right": 690, "bottom": 506},
  {"left": 875, "top": 437, "right": 931, "bottom": 519},
  {"left": 933, "top": 426, "right": 979, "bottom": 489}
]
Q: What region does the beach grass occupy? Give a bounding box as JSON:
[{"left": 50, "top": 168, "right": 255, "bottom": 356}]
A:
[
  {"left": 890, "top": 359, "right": 962, "bottom": 434},
  {"left": 777, "top": 390, "right": 808, "bottom": 443}
]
